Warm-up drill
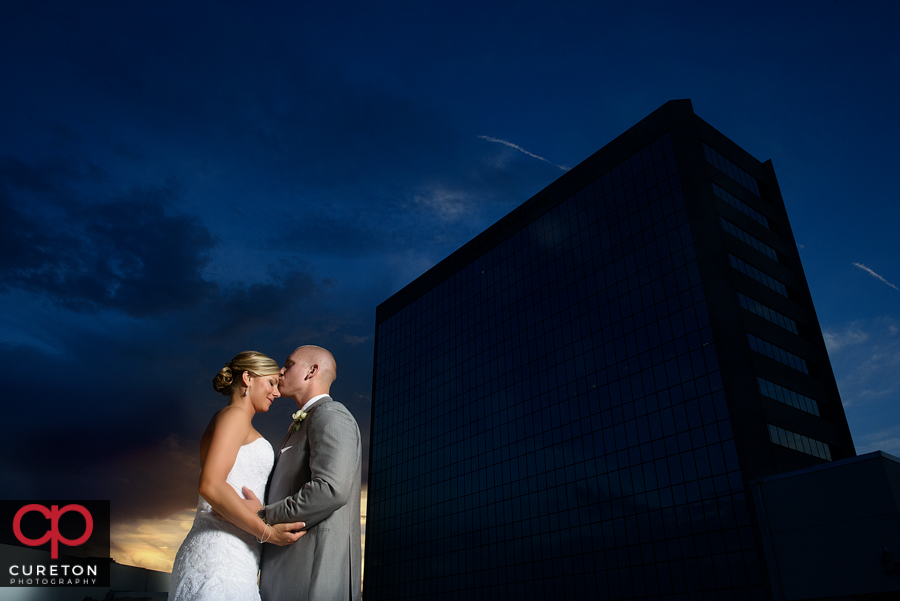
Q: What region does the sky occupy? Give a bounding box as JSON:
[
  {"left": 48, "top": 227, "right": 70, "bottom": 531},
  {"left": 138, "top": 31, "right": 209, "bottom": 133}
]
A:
[{"left": 2, "top": 0, "right": 899, "bottom": 574}]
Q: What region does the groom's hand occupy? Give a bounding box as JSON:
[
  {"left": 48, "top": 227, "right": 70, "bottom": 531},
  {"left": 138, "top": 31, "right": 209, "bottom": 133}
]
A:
[{"left": 268, "top": 522, "right": 306, "bottom": 546}]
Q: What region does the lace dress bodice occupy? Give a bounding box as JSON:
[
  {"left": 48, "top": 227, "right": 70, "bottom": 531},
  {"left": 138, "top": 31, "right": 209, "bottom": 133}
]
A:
[{"left": 170, "top": 437, "right": 275, "bottom": 601}]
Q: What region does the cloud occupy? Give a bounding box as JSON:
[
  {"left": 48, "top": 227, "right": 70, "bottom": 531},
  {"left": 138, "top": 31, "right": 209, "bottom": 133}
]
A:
[
  {"left": 853, "top": 262, "right": 899, "bottom": 292},
  {"left": 111, "top": 509, "right": 195, "bottom": 573},
  {"left": 0, "top": 154, "right": 331, "bottom": 333},
  {"left": 478, "top": 135, "right": 569, "bottom": 171},
  {"left": 830, "top": 318, "right": 900, "bottom": 409},
  {"left": 414, "top": 186, "right": 474, "bottom": 221},
  {"left": 192, "top": 267, "right": 322, "bottom": 344},
  {"left": 823, "top": 326, "right": 870, "bottom": 353},
  {"left": 0, "top": 426, "right": 202, "bottom": 524},
  {"left": 0, "top": 160, "right": 217, "bottom": 317},
  {"left": 854, "top": 425, "right": 900, "bottom": 456},
  {"left": 821, "top": 318, "right": 900, "bottom": 468},
  {"left": 0, "top": 259, "right": 332, "bottom": 528},
  {"left": 2, "top": 6, "right": 566, "bottom": 277}
]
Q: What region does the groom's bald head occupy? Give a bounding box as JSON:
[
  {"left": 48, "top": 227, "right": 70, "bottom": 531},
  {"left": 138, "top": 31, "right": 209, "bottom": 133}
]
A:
[
  {"left": 279, "top": 345, "right": 336, "bottom": 403},
  {"left": 294, "top": 345, "right": 336, "bottom": 384}
]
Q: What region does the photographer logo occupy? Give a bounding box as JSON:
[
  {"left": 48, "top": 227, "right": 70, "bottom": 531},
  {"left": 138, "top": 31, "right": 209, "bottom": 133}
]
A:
[
  {"left": 13, "top": 504, "right": 94, "bottom": 559},
  {"left": 1, "top": 500, "right": 110, "bottom": 587}
]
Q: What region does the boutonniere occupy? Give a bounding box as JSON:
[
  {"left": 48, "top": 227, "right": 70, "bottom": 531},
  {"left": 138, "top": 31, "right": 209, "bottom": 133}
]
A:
[{"left": 291, "top": 410, "right": 308, "bottom": 432}]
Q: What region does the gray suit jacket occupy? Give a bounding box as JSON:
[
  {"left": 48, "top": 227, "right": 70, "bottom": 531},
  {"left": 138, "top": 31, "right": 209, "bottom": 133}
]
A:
[{"left": 260, "top": 396, "right": 362, "bottom": 601}]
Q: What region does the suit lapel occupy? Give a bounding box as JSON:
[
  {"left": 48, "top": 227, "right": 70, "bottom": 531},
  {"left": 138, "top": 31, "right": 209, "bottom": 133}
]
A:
[
  {"left": 279, "top": 424, "right": 295, "bottom": 450},
  {"left": 276, "top": 396, "right": 332, "bottom": 452}
]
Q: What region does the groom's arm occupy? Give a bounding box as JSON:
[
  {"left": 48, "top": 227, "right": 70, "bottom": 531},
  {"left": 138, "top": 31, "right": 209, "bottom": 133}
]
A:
[{"left": 265, "top": 402, "right": 360, "bottom": 528}]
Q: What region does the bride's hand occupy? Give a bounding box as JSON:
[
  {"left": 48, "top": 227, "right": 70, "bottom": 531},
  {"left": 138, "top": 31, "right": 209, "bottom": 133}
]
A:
[
  {"left": 268, "top": 522, "right": 306, "bottom": 546},
  {"left": 242, "top": 486, "right": 306, "bottom": 546},
  {"left": 241, "top": 486, "right": 264, "bottom": 513}
]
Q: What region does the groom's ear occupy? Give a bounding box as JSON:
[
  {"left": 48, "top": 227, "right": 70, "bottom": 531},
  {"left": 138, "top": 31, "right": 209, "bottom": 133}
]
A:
[{"left": 306, "top": 363, "right": 319, "bottom": 380}]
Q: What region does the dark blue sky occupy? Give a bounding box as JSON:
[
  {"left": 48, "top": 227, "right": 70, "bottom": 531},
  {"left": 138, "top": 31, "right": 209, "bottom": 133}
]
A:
[{"left": 2, "top": 0, "right": 899, "bottom": 568}]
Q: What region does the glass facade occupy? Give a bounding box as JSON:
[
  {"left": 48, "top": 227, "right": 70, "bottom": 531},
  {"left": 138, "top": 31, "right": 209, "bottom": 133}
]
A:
[{"left": 367, "top": 133, "right": 766, "bottom": 600}]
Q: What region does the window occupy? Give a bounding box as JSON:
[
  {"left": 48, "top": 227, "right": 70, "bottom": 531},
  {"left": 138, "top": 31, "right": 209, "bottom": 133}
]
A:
[
  {"left": 703, "top": 143, "right": 760, "bottom": 196},
  {"left": 768, "top": 424, "right": 831, "bottom": 460},
  {"left": 748, "top": 334, "right": 808, "bottom": 374},
  {"left": 738, "top": 293, "right": 797, "bottom": 334},
  {"left": 729, "top": 255, "right": 787, "bottom": 296},
  {"left": 712, "top": 183, "right": 769, "bottom": 228},
  {"left": 758, "top": 378, "right": 819, "bottom": 416},
  {"left": 721, "top": 218, "right": 778, "bottom": 262}
]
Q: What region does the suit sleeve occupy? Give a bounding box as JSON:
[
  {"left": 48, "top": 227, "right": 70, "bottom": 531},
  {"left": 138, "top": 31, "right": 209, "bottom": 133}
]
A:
[{"left": 265, "top": 403, "right": 361, "bottom": 528}]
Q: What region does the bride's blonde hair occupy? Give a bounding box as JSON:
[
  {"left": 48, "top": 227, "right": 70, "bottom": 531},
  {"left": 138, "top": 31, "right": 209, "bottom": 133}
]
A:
[{"left": 212, "top": 351, "right": 281, "bottom": 396}]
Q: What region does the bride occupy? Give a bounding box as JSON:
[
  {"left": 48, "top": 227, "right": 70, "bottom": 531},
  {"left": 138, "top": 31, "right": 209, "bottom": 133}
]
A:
[{"left": 170, "top": 351, "right": 305, "bottom": 601}]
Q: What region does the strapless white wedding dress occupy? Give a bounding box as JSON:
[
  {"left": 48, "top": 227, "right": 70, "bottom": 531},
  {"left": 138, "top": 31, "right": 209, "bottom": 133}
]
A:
[{"left": 170, "top": 437, "right": 274, "bottom": 601}]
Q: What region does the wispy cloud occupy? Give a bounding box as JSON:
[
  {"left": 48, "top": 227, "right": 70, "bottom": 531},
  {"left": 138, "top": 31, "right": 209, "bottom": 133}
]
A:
[
  {"left": 855, "top": 425, "right": 900, "bottom": 456},
  {"left": 478, "top": 136, "right": 569, "bottom": 171},
  {"left": 413, "top": 186, "right": 473, "bottom": 220},
  {"left": 343, "top": 334, "right": 371, "bottom": 346},
  {"left": 823, "top": 326, "right": 870, "bottom": 353},
  {"left": 853, "top": 262, "right": 899, "bottom": 291},
  {"left": 830, "top": 317, "right": 900, "bottom": 409}
]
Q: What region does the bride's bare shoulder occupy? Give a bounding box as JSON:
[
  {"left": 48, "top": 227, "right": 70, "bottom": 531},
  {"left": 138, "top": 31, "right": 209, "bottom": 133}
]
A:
[{"left": 200, "top": 407, "right": 250, "bottom": 456}]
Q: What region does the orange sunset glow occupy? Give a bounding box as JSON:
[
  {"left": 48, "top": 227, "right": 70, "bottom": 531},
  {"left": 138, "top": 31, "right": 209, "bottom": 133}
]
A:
[{"left": 111, "top": 486, "right": 368, "bottom": 579}]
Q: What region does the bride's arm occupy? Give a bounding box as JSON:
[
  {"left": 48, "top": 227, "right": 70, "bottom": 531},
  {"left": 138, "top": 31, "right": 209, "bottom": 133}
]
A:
[{"left": 199, "top": 408, "right": 304, "bottom": 545}]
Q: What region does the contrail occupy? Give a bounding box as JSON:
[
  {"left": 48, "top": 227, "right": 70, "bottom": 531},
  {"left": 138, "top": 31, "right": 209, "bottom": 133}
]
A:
[
  {"left": 479, "top": 135, "right": 568, "bottom": 171},
  {"left": 853, "top": 262, "right": 899, "bottom": 291}
]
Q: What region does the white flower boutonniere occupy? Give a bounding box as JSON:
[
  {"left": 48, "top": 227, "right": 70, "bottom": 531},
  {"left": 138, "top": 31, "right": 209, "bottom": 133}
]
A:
[{"left": 291, "top": 410, "right": 308, "bottom": 432}]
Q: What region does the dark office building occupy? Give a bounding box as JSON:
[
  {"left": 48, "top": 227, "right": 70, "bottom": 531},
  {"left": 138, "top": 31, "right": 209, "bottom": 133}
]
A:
[{"left": 364, "top": 100, "right": 856, "bottom": 600}]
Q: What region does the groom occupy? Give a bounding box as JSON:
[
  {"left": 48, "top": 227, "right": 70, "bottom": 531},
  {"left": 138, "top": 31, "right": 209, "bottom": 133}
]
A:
[{"left": 246, "top": 345, "right": 362, "bottom": 601}]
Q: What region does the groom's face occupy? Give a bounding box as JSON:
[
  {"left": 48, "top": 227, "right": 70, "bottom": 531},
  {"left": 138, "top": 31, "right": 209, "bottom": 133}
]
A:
[{"left": 279, "top": 349, "right": 307, "bottom": 400}]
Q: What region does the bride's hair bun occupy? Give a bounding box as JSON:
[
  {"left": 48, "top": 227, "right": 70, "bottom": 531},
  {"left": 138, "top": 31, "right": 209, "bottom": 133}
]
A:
[
  {"left": 212, "top": 350, "right": 281, "bottom": 396},
  {"left": 213, "top": 365, "right": 234, "bottom": 394}
]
